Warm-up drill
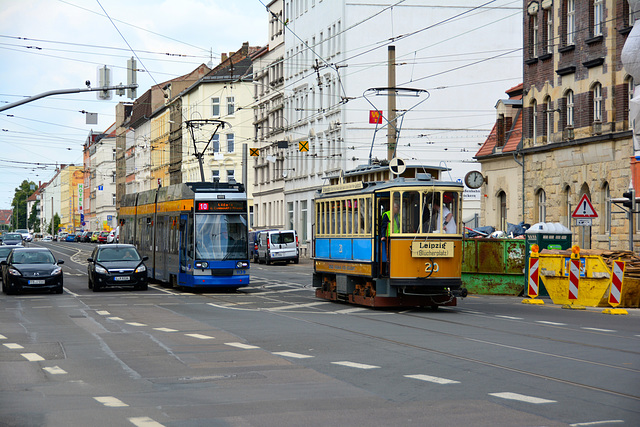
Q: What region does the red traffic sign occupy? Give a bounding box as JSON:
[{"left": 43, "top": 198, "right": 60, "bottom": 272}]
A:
[{"left": 572, "top": 194, "right": 598, "bottom": 218}]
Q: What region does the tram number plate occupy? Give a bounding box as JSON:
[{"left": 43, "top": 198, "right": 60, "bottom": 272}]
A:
[
  {"left": 114, "top": 276, "right": 130, "bottom": 281},
  {"left": 28, "top": 280, "right": 45, "bottom": 285}
]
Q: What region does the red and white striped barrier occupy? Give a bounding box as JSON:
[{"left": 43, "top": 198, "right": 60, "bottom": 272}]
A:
[
  {"left": 528, "top": 254, "right": 539, "bottom": 298},
  {"left": 608, "top": 260, "right": 625, "bottom": 307}
]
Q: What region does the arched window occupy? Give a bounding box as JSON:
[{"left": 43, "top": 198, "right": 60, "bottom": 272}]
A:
[
  {"left": 562, "top": 185, "right": 572, "bottom": 228},
  {"left": 544, "top": 96, "right": 553, "bottom": 141},
  {"left": 566, "top": 90, "right": 574, "bottom": 128},
  {"left": 593, "top": 82, "right": 603, "bottom": 122},
  {"left": 602, "top": 182, "right": 611, "bottom": 234},
  {"left": 531, "top": 99, "right": 538, "bottom": 143},
  {"left": 535, "top": 188, "right": 546, "bottom": 223},
  {"left": 498, "top": 191, "right": 507, "bottom": 232},
  {"left": 626, "top": 75, "right": 635, "bottom": 130}
]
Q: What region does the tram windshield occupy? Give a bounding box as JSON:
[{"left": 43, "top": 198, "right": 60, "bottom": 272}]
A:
[
  {"left": 195, "top": 213, "right": 248, "bottom": 260},
  {"left": 380, "top": 190, "right": 459, "bottom": 235}
]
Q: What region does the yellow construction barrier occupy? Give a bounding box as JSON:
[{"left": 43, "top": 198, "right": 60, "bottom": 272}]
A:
[{"left": 537, "top": 250, "right": 640, "bottom": 308}]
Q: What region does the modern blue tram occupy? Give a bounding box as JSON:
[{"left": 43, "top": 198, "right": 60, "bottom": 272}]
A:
[{"left": 119, "top": 181, "right": 249, "bottom": 289}]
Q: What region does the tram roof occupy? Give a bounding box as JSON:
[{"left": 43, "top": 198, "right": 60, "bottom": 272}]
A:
[
  {"left": 323, "top": 163, "right": 449, "bottom": 182},
  {"left": 317, "top": 174, "right": 463, "bottom": 199}
]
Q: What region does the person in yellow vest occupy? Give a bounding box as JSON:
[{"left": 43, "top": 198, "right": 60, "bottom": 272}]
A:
[{"left": 381, "top": 202, "right": 400, "bottom": 241}]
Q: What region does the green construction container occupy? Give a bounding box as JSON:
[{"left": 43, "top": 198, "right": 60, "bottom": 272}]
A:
[
  {"left": 524, "top": 222, "right": 573, "bottom": 296},
  {"left": 462, "top": 238, "right": 526, "bottom": 295}
]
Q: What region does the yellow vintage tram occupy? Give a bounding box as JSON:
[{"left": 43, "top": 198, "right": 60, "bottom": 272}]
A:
[{"left": 312, "top": 164, "right": 467, "bottom": 308}]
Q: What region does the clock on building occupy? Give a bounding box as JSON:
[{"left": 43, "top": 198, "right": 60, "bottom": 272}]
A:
[{"left": 464, "top": 171, "right": 485, "bottom": 189}]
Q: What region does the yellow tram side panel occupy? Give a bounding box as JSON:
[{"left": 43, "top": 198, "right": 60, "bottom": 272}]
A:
[{"left": 389, "top": 239, "right": 462, "bottom": 278}]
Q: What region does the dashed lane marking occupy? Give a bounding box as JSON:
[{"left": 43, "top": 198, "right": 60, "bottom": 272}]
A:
[
  {"left": 93, "top": 396, "right": 129, "bottom": 407},
  {"left": 581, "top": 327, "right": 616, "bottom": 333},
  {"left": 331, "top": 361, "right": 380, "bottom": 370},
  {"left": 21, "top": 353, "right": 45, "bottom": 361},
  {"left": 96, "top": 310, "right": 110, "bottom": 315},
  {"left": 126, "top": 322, "right": 147, "bottom": 327},
  {"left": 3, "top": 343, "right": 24, "bottom": 349},
  {"left": 404, "top": 374, "right": 460, "bottom": 385},
  {"left": 489, "top": 392, "right": 556, "bottom": 404},
  {"left": 535, "top": 321, "right": 566, "bottom": 326},
  {"left": 495, "top": 315, "right": 523, "bottom": 320},
  {"left": 0, "top": 334, "right": 6, "bottom": 339},
  {"left": 335, "top": 307, "right": 368, "bottom": 314},
  {"left": 129, "top": 417, "right": 165, "bottom": 427},
  {"left": 185, "top": 333, "right": 214, "bottom": 340},
  {"left": 108, "top": 317, "right": 124, "bottom": 321},
  {"left": 154, "top": 327, "right": 178, "bottom": 332},
  {"left": 266, "top": 302, "right": 331, "bottom": 311},
  {"left": 569, "top": 420, "right": 624, "bottom": 426},
  {"left": 43, "top": 366, "right": 67, "bottom": 375},
  {"left": 225, "top": 342, "right": 260, "bottom": 349},
  {"left": 273, "top": 351, "right": 314, "bottom": 359}
]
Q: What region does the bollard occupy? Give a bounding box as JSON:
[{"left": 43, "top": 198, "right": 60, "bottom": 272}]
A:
[
  {"left": 602, "top": 260, "right": 628, "bottom": 315},
  {"left": 563, "top": 245, "right": 585, "bottom": 310}
]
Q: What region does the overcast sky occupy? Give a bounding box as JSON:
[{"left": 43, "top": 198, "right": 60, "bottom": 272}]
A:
[{"left": 0, "top": 0, "right": 267, "bottom": 209}]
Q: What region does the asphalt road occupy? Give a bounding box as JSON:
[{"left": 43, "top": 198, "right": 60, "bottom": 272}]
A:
[{"left": 0, "top": 241, "right": 638, "bottom": 426}]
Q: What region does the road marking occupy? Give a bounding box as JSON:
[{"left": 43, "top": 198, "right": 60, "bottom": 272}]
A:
[
  {"left": 0, "top": 334, "right": 6, "bottom": 339},
  {"left": 489, "top": 392, "right": 556, "bottom": 404},
  {"left": 260, "top": 288, "right": 308, "bottom": 295},
  {"left": 126, "top": 322, "right": 147, "bottom": 327},
  {"left": 273, "top": 351, "right": 314, "bottom": 359},
  {"left": 404, "top": 374, "right": 460, "bottom": 385},
  {"left": 96, "top": 310, "right": 110, "bottom": 315},
  {"left": 266, "top": 302, "right": 330, "bottom": 311},
  {"left": 569, "top": 420, "right": 624, "bottom": 426},
  {"left": 185, "top": 333, "right": 215, "bottom": 340},
  {"left": 129, "top": 416, "right": 165, "bottom": 427},
  {"left": 4, "top": 343, "right": 24, "bottom": 349},
  {"left": 225, "top": 342, "right": 260, "bottom": 349},
  {"left": 108, "top": 317, "right": 124, "bottom": 321},
  {"left": 536, "top": 321, "right": 566, "bottom": 326},
  {"left": 582, "top": 327, "right": 616, "bottom": 333},
  {"left": 154, "top": 327, "right": 178, "bottom": 332},
  {"left": 495, "top": 315, "right": 523, "bottom": 320},
  {"left": 21, "top": 353, "right": 45, "bottom": 362},
  {"left": 94, "top": 396, "right": 129, "bottom": 407},
  {"left": 331, "top": 361, "right": 380, "bottom": 370},
  {"left": 43, "top": 366, "right": 67, "bottom": 375},
  {"left": 335, "top": 307, "right": 368, "bottom": 314}
]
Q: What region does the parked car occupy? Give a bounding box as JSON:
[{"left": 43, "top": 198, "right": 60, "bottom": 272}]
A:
[
  {"left": 2, "top": 233, "right": 24, "bottom": 247},
  {"left": 58, "top": 232, "right": 68, "bottom": 241},
  {"left": 65, "top": 233, "right": 77, "bottom": 242},
  {"left": 87, "top": 244, "right": 148, "bottom": 291},
  {"left": 90, "top": 232, "right": 99, "bottom": 243},
  {"left": 256, "top": 229, "right": 299, "bottom": 264},
  {"left": 97, "top": 231, "right": 109, "bottom": 244},
  {"left": 1, "top": 247, "right": 64, "bottom": 294},
  {"left": 42, "top": 235, "right": 53, "bottom": 242},
  {"left": 107, "top": 227, "right": 119, "bottom": 244}
]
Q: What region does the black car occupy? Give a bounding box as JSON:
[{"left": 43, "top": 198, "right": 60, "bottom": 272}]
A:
[
  {"left": 87, "top": 244, "right": 148, "bottom": 291},
  {"left": 1, "top": 247, "right": 64, "bottom": 294},
  {"left": 0, "top": 246, "right": 13, "bottom": 270}
]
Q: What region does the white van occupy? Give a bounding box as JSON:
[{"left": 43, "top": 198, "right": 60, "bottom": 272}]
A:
[{"left": 256, "top": 230, "right": 299, "bottom": 264}]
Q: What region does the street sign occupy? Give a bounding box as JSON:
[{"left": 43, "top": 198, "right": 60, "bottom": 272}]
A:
[
  {"left": 389, "top": 157, "right": 406, "bottom": 175},
  {"left": 576, "top": 218, "right": 592, "bottom": 226},
  {"left": 572, "top": 194, "right": 598, "bottom": 218}
]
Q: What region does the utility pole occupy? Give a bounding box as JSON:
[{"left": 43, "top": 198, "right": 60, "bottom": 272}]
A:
[{"left": 387, "top": 46, "right": 397, "bottom": 161}]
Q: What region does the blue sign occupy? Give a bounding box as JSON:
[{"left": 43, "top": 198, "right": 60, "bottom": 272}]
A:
[
  {"left": 98, "top": 185, "right": 103, "bottom": 191},
  {"left": 107, "top": 215, "right": 112, "bottom": 221},
  {"left": 80, "top": 214, "right": 84, "bottom": 221}
]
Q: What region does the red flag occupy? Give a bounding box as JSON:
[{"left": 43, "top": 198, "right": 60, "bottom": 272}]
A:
[{"left": 369, "top": 110, "right": 383, "bottom": 124}]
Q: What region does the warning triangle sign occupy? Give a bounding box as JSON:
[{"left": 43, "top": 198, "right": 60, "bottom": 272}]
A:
[{"left": 572, "top": 194, "right": 598, "bottom": 218}]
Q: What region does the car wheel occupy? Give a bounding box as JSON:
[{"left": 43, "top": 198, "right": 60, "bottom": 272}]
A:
[
  {"left": 294, "top": 257, "right": 299, "bottom": 264},
  {"left": 2, "top": 281, "right": 6, "bottom": 294},
  {"left": 55, "top": 286, "right": 63, "bottom": 294},
  {"left": 266, "top": 255, "right": 271, "bottom": 265},
  {"left": 93, "top": 282, "right": 101, "bottom": 292},
  {"left": 136, "top": 283, "right": 148, "bottom": 291},
  {"left": 88, "top": 278, "right": 92, "bottom": 289}
]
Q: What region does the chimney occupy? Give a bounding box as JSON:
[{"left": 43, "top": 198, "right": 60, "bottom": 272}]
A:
[{"left": 221, "top": 53, "right": 228, "bottom": 63}]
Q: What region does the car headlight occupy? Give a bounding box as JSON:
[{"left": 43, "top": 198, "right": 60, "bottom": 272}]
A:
[
  {"left": 95, "top": 265, "right": 107, "bottom": 274},
  {"left": 8, "top": 267, "right": 21, "bottom": 276},
  {"left": 52, "top": 267, "right": 63, "bottom": 276},
  {"left": 195, "top": 261, "right": 208, "bottom": 269},
  {"left": 135, "top": 264, "right": 146, "bottom": 273},
  {"left": 236, "top": 261, "right": 248, "bottom": 268}
]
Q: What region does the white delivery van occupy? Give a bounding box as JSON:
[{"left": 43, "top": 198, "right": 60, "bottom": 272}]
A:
[{"left": 256, "top": 229, "right": 299, "bottom": 264}]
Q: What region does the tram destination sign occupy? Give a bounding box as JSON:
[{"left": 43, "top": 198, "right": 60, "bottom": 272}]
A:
[
  {"left": 411, "top": 241, "right": 454, "bottom": 257},
  {"left": 196, "top": 200, "right": 246, "bottom": 212}
]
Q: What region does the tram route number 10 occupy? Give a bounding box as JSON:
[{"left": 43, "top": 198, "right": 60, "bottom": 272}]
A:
[{"left": 425, "top": 262, "right": 439, "bottom": 273}]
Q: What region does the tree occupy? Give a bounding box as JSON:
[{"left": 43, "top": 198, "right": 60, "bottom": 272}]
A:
[
  {"left": 29, "top": 201, "right": 40, "bottom": 232},
  {"left": 48, "top": 213, "right": 61, "bottom": 235},
  {"left": 10, "top": 180, "right": 36, "bottom": 230}
]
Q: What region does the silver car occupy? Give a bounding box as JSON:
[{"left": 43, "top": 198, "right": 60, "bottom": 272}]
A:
[{"left": 2, "top": 233, "right": 24, "bottom": 247}]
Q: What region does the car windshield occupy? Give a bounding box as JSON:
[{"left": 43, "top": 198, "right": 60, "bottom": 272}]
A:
[
  {"left": 13, "top": 251, "right": 55, "bottom": 264},
  {"left": 0, "top": 248, "right": 13, "bottom": 257},
  {"left": 4, "top": 234, "right": 21, "bottom": 240},
  {"left": 96, "top": 248, "right": 140, "bottom": 262}
]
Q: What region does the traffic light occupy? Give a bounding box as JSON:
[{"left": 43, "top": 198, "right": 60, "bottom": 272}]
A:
[{"left": 622, "top": 188, "right": 635, "bottom": 209}]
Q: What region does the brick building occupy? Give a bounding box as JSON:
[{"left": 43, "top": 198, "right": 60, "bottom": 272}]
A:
[{"left": 521, "top": 0, "right": 637, "bottom": 250}]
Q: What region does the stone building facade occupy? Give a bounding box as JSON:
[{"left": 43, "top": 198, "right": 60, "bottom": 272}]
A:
[{"left": 522, "top": 0, "right": 637, "bottom": 250}]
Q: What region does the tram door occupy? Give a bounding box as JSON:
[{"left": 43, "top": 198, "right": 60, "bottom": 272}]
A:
[
  {"left": 179, "top": 214, "right": 188, "bottom": 285},
  {"left": 376, "top": 194, "right": 390, "bottom": 277}
]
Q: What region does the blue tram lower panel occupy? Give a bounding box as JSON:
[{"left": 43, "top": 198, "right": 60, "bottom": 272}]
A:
[
  {"left": 178, "top": 261, "right": 249, "bottom": 288},
  {"left": 315, "top": 237, "right": 372, "bottom": 261}
]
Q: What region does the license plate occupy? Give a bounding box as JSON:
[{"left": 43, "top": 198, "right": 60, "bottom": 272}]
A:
[
  {"left": 114, "top": 276, "right": 130, "bottom": 281},
  {"left": 28, "top": 280, "right": 45, "bottom": 285}
]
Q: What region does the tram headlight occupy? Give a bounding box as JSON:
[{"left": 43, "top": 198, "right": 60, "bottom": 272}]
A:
[
  {"left": 195, "top": 261, "right": 208, "bottom": 269},
  {"left": 236, "top": 261, "right": 248, "bottom": 268}
]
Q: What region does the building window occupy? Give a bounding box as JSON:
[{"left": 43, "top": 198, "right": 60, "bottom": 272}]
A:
[
  {"left": 544, "top": 96, "right": 553, "bottom": 140},
  {"left": 563, "top": 185, "right": 572, "bottom": 228},
  {"left": 112, "top": 193, "right": 116, "bottom": 206},
  {"left": 593, "top": 83, "right": 603, "bottom": 122},
  {"left": 603, "top": 182, "right": 611, "bottom": 234},
  {"left": 112, "top": 172, "right": 116, "bottom": 183},
  {"left": 227, "top": 96, "right": 235, "bottom": 116},
  {"left": 211, "top": 134, "right": 220, "bottom": 153},
  {"left": 112, "top": 149, "right": 117, "bottom": 161},
  {"left": 546, "top": 8, "right": 553, "bottom": 54},
  {"left": 530, "top": 13, "right": 539, "bottom": 58},
  {"left": 536, "top": 189, "right": 547, "bottom": 223},
  {"left": 567, "top": 0, "right": 575, "bottom": 45},
  {"left": 300, "top": 200, "right": 308, "bottom": 243},
  {"left": 227, "top": 133, "right": 235, "bottom": 153},
  {"left": 531, "top": 99, "right": 538, "bottom": 142},
  {"left": 594, "top": 0, "right": 603, "bottom": 36},
  {"left": 628, "top": 76, "right": 635, "bottom": 129},
  {"left": 212, "top": 97, "right": 220, "bottom": 116},
  {"left": 212, "top": 170, "right": 220, "bottom": 182},
  {"left": 287, "top": 201, "right": 294, "bottom": 229},
  {"left": 566, "top": 90, "right": 574, "bottom": 127},
  {"left": 498, "top": 191, "right": 507, "bottom": 232},
  {"left": 227, "top": 169, "right": 235, "bottom": 181}
]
